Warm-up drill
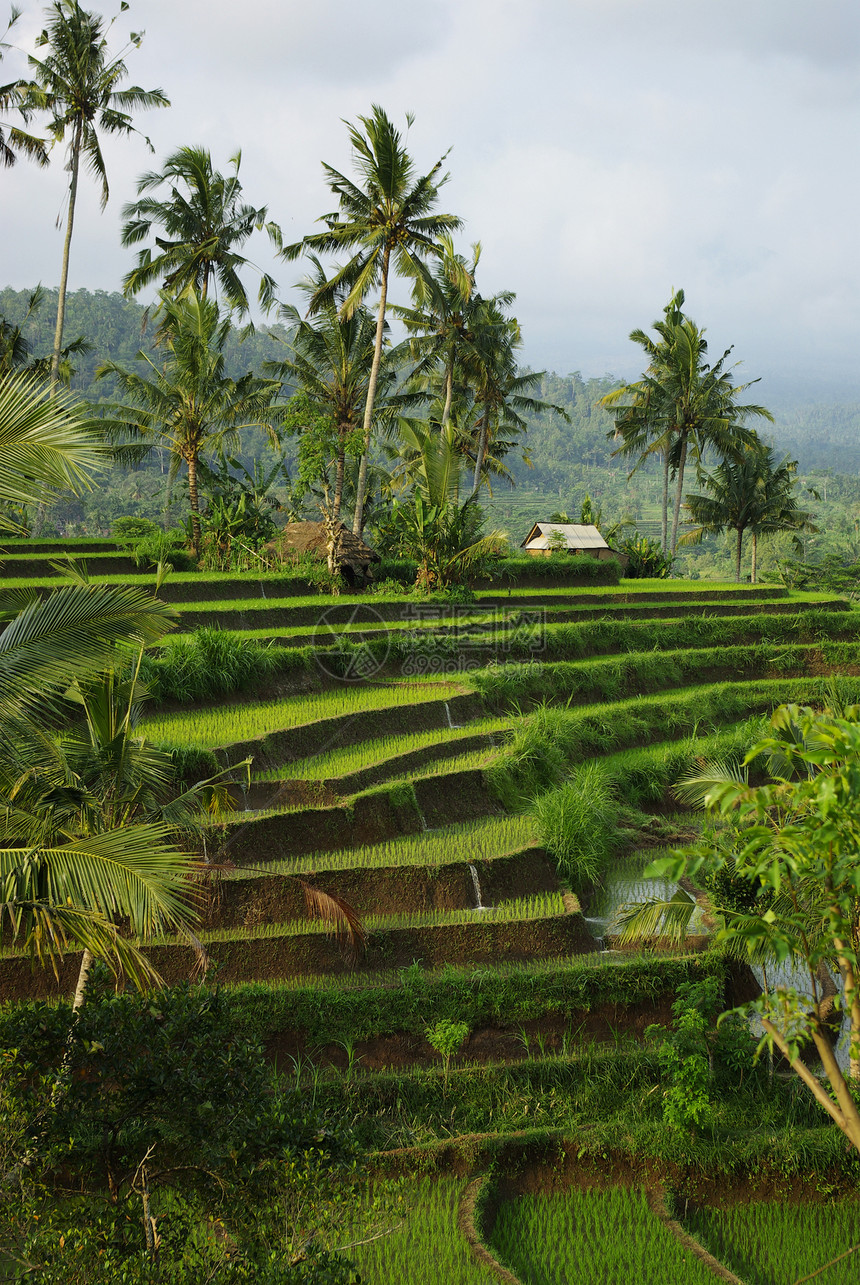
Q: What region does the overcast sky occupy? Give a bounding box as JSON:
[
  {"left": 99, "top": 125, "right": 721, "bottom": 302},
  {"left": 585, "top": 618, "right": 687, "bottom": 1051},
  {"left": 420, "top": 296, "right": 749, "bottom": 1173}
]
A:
[{"left": 3, "top": 0, "right": 859, "bottom": 397}]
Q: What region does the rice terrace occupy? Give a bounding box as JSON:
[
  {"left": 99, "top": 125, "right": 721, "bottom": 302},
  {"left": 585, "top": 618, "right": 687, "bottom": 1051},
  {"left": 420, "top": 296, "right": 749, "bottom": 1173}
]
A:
[{"left": 2, "top": 2, "right": 860, "bottom": 1280}]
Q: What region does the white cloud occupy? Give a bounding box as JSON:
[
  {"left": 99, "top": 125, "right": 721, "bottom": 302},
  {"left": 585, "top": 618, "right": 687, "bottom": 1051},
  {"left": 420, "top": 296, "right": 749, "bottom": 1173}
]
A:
[{"left": 2, "top": 0, "right": 858, "bottom": 391}]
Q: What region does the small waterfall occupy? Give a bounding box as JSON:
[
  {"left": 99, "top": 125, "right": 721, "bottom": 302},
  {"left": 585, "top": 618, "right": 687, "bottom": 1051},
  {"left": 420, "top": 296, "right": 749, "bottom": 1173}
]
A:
[
  {"left": 444, "top": 701, "right": 462, "bottom": 730},
  {"left": 584, "top": 916, "right": 609, "bottom": 953},
  {"left": 468, "top": 863, "right": 487, "bottom": 911}
]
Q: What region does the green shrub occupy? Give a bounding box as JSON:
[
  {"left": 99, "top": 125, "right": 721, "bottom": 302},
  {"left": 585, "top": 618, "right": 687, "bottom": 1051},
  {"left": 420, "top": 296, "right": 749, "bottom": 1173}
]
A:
[
  {"left": 116, "top": 521, "right": 196, "bottom": 571},
  {"left": 533, "top": 763, "right": 619, "bottom": 890},
  {"left": 142, "top": 627, "right": 284, "bottom": 702},
  {"left": 474, "top": 553, "right": 622, "bottom": 586}
]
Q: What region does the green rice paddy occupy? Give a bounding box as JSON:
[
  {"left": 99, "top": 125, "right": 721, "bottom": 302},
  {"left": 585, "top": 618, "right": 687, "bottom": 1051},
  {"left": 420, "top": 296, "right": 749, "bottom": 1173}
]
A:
[
  {"left": 685, "top": 1200, "right": 860, "bottom": 1285},
  {"left": 154, "top": 891, "right": 570, "bottom": 945},
  {"left": 490, "top": 1188, "right": 716, "bottom": 1285},
  {"left": 223, "top": 814, "right": 537, "bottom": 878},
  {"left": 252, "top": 717, "right": 512, "bottom": 781},
  {"left": 348, "top": 1178, "right": 497, "bottom": 1284},
  {"left": 141, "top": 676, "right": 464, "bottom": 748}
]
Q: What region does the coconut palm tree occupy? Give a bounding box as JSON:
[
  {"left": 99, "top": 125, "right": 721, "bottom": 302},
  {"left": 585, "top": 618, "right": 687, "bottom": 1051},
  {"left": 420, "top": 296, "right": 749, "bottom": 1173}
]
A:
[
  {"left": 21, "top": 0, "right": 168, "bottom": 385},
  {"left": 462, "top": 296, "right": 567, "bottom": 499},
  {"left": 393, "top": 235, "right": 485, "bottom": 429},
  {"left": 682, "top": 440, "right": 816, "bottom": 581},
  {"left": 98, "top": 289, "right": 283, "bottom": 554},
  {"left": 272, "top": 255, "right": 382, "bottom": 524},
  {"left": 279, "top": 105, "right": 461, "bottom": 536},
  {"left": 600, "top": 291, "right": 773, "bottom": 555},
  {"left": 0, "top": 371, "right": 196, "bottom": 983},
  {"left": 0, "top": 369, "right": 106, "bottom": 524},
  {"left": 0, "top": 7, "right": 49, "bottom": 169},
  {"left": 121, "top": 145, "right": 279, "bottom": 316}
]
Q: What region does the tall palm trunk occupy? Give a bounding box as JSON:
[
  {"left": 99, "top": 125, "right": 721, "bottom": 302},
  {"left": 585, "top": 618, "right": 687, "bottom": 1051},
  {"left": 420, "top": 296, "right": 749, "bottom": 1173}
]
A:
[
  {"left": 735, "top": 527, "right": 744, "bottom": 581},
  {"left": 352, "top": 245, "right": 391, "bottom": 537},
  {"left": 72, "top": 947, "right": 94, "bottom": 1012},
  {"left": 441, "top": 358, "right": 454, "bottom": 427},
  {"left": 751, "top": 531, "right": 758, "bottom": 584},
  {"left": 50, "top": 120, "right": 82, "bottom": 389},
  {"left": 332, "top": 435, "right": 346, "bottom": 523},
  {"left": 187, "top": 452, "right": 201, "bottom": 555},
  {"left": 471, "top": 405, "right": 490, "bottom": 499},
  {"left": 661, "top": 450, "right": 669, "bottom": 555},
  {"left": 670, "top": 431, "right": 688, "bottom": 553}
]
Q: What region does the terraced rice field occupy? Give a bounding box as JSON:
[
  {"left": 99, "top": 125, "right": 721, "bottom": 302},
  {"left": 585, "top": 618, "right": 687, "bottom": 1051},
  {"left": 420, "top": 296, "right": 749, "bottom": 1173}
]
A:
[
  {"left": 490, "top": 1188, "right": 716, "bottom": 1285},
  {"left": 2, "top": 550, "right": 856, "bottom": 999},
  {"left": 684, "top": 1200, "right": 860, "bottom": 1285}
]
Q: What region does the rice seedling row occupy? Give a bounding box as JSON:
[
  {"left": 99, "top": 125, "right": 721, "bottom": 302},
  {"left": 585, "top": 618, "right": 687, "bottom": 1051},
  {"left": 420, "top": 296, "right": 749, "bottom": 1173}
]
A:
[
  {"left": 222, "top": 814, "right": 536, "bottom": 879},
  {"left": 142, "top": 676, "right": 466, "bottom": 748},
  {"left": 251, "top": 717, "right": 511, "bottom": 782},
  {"left": 684, "top": 1199, "right": 860, "bottom": 1285},
  {"left": 154, "top": 891, "right": 569, "bottom": 945},
  {"left": 490, "top": 1188, "right": 716, "bottom": 1285}
]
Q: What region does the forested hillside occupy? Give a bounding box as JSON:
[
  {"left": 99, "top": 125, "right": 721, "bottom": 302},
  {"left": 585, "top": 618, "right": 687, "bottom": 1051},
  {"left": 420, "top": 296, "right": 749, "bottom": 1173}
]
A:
[{"left": 3, "top": 285, "right": 858, "bottom": 482}]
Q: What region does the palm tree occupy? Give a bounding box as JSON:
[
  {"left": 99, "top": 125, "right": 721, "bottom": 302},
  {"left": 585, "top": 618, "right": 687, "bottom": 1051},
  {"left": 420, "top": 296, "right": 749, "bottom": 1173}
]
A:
[
  {"left": 279, "top": 105, "right": 461, "bottom": 536},
  {"left": 462, "top": 297, "right": 567, "bottom": 499},
  {"left": 0, "top": 369, "right": 108, "bottom": 526},
  {"left": 98, "top": 289, "right": 283, "bottom": 554},
  {"left": 0, "top": 373, "right": 193, "bottom": 983},
  {"left": 600, "top": 291, "right": 773, "bottom": 555},
  {"left": 682, "top": 440, "right": 816, "bottom": 581},
  {"left": 121, "top": 145, "right": 279, "bottom": 316},
  {"left": 0, "top": 7, "right": 49, "bottom": 169},
  {"left": 21, "top": 0, "right": 168, "bottom": 385},
  {"left": 272, "top": 255, "right": 381, "bottom": 524},
  {"left": 393, "top": 235, "right": 484, "bottom": 429}
]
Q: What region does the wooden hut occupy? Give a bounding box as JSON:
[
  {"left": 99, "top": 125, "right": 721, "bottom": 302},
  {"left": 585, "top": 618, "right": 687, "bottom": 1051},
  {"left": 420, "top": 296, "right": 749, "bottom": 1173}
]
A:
[
  {"left": 520, "top": 522, "right": 628, "bottom": 567},
  {"left": 266, "top": 520, "right": 380, "bottom": 586}
]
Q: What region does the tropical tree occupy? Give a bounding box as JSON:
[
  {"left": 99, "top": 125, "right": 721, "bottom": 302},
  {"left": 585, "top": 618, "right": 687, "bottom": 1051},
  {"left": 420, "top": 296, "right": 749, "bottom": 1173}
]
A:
[
  {"left": 0, "top": 368, "right": 106, "bottom": 526},
  {"left": 273, "top": 254, "right": 382, "bottom": 524},
  {"left": 682, "top": 440, "right": 817, "bottom": 581},
  {"left": 279, "top": 104, "right": 461, "bottom": 536},
  {"left": 600, "top": 290, "right": 773, "bottom": 554},
  {"left": 21, "top": 0, "right": 168, "bottom": 385},
  {"left": 393, "top": 234, "right": 483, "bottom": 429},
  {"left": 121, "top": 144, "right": 279, "bottom": 316},
  {"left": 386, "top": 419, "right": 507, "bottom": 589},
  {"left": 462, "top": 297, "right": 568, "bottom": 499},
  {"left": 0, "top": 7, "right": 49, "bottom": 169},
  {"left": 641, "top": 705, "right": 860, "bottom": 1150},
  {"left": 97, "top": 289, "right": 283, "bottom": 554}
]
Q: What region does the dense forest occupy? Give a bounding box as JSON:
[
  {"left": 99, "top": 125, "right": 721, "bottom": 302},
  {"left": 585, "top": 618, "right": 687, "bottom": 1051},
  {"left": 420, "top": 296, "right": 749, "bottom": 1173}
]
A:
[{"left": 4, "top": 285, "right": 859, "bottom": 484}]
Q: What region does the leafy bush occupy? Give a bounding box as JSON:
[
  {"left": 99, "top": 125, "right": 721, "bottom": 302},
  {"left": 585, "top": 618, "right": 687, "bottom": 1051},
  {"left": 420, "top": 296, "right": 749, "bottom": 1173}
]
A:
[
  {"left": 619, "top": 534, "right": 675, "bottom": 578},
  {"left": 142, "top": 627, "right": 284, "bottom": 702},
  {"left": 474, "top": 553, "right": 622, "bottom": 586},
  {"left": 115, "top": 519, "right": 196, "bottom": 571},
  {"left": 533, "top": 762, "right": 619, "bottom": 890},
  {"left": 0, "top": 977, "right": 356, "bottom": 1283}
]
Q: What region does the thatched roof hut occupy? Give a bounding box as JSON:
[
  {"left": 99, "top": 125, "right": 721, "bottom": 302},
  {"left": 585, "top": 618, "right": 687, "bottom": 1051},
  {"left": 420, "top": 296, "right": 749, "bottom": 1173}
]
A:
[{"left": 266, "top": 521, "right": 380, "bottom": 585}]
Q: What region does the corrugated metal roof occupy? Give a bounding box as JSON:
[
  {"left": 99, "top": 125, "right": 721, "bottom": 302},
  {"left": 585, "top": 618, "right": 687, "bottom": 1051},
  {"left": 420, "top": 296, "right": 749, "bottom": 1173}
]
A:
[{"left": 521, "top": 523, "right": 610, "bottom": 550}]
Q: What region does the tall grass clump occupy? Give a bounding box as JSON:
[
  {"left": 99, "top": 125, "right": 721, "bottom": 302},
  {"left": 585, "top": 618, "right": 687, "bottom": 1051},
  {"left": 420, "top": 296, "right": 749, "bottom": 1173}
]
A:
[
  {"left": 534, "top": 763, "right": 618, "bottom": 891},
  {"left": 142, "top": 628, "right": 285, "bottom": 702}
]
